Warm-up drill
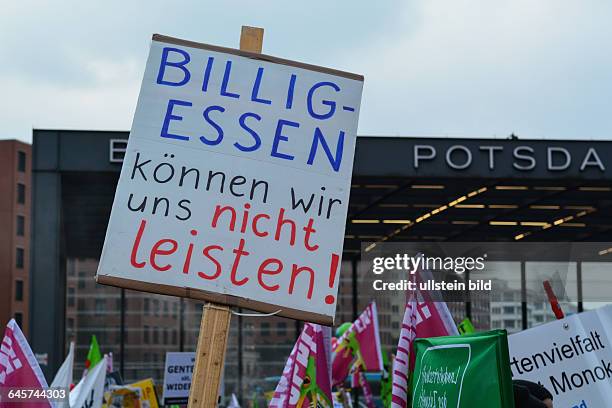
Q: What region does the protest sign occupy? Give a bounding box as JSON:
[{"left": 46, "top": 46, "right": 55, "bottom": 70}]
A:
[
  {"left": 95, "top": 31, "right": 364, "bottom": 325},
  {"left": 104, "top": 378, "right": 159, "bottom": 408},
  {"left": 129, "top": 378, "right": 159, "bottom": 408},
  {"left": 412, "top": 330, "right": 515, "bottom": 408},
  {"left": 508, "top": 305, "right": 612, "bottom": 408},
  {"left": 161, "top": 352, "right": 195, "bottom": 405}
]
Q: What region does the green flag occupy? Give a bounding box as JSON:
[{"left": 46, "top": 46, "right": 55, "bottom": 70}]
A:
[
  {"left": 411, "top": 330, "right": 514, "bottom": 408},
  {"left": 457, "top": 318, "right": 475, "bottom": 335},
  {"left": 85, "top": 334, "right": 102, "bottom": 369}
]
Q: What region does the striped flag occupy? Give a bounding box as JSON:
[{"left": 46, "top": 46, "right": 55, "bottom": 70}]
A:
[
  {"left": 390, "top": 268, "right": 458, "bottom": 407},
  {"left": 390, "top": 289, "right": 418, "bottom": 407}
]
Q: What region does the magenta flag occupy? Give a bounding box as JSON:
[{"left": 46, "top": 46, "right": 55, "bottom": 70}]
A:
[
  {"left": 357, "top": 370, "right": 375, "bottom": 408},
  {"left": 390, "top": 269, "right": 458, "bottom": 408},
  {"left": 332, "top": 302, "right": 384, "bottom": 385},
  {"left": 269, "top": 323, "right": 332, "bottom": 408},
  {"left": 0, "top": 319, "right": 53, "bottom": 408},
  {"left": 350, "top": 368, "right": 375, "bottom": 408}
]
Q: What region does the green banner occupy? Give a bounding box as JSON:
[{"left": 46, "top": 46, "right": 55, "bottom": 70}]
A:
[{"left": 411, "top": 330, "right": 514, "bottom": 408}]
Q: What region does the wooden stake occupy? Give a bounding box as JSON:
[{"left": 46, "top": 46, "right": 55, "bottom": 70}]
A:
[
  {"left": 188, "top": 303, "right": 231, "bottom": 407},
  {"left": 239, "top": 26, "right": 264, "bottom": 53},
  {"left": 188, "top": 26, "right": 264, "bottom": 408}
]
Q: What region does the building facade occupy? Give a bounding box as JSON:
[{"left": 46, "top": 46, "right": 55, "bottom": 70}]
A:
[
  {"left": 29, "top": 130, "right": 612, "bottom": 397},
  {"left": 0, "top": 140, "right": 31, "bottom": 336}
]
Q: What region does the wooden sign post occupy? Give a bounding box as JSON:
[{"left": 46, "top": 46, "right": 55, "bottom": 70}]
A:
[{"left": 187, "top": 26, "right": 265, "bottom": 408}]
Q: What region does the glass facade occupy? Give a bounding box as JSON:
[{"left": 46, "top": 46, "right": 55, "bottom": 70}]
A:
[{"left": 64, "top": 254, "right": 607, "bottom": 398}]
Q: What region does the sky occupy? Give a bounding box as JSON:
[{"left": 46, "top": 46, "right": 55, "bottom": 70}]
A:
[{"left": 1, "top": 0, "right": 611, "bottom": 143}]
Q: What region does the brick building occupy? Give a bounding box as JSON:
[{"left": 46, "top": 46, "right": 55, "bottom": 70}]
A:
[{"left": 0, "top": 140, "right": 31, "bottom": 336}]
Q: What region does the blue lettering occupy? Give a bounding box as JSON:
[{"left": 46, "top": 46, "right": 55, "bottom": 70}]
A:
[
  {"left": 251, "top": 67, "right": 272, "bottom": 105},
  {"left": 235, "top": 113, "right": 262, "bottom": 152},
  {"left": 286, "top": 74, "right": 297, "bottom": 109},
  {"left": 160, "top": 99, "right": 192, "bottom": 141},
  {"left": 307, "top": 81, "right": 340, "bottom": 120},
  {"left": 220, "top": 61, "right": 240, "bottom": 99},
  {"left": 307, "top": 128, "right": 344, "bottom": 172},
  {"left": 271, "top": 120, "right": 298, "bottom": 161},
  {"left": 157, "top": 47, "right": 191, "bottom": 87},
  {"left": 200, "top": 105, "right": 225, "bottom": 145},
  {"left": 201, "top": 56, "right": 214, "bottom": 92}
]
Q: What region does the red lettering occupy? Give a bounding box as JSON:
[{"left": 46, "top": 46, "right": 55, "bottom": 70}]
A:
[
  {"left": 130, "top": 219, "right": 147, "bottom": 268},
  {"left": 199, "top": 245, "right": 223, "bottom": 280},
  {"left": 252, "top": 213, "right": 270, "bottom": 237},
  {"left": 303, "top": 218, "right": 319, "bottom": 251},
  {"left": 150, "top": 239, "right": 178, "bottom": 271},
  {"left": 182, "top": 229, "right": 198, "bottom": 274},
  {"left": 240, "top": 203, "right": 251, "bottom": 233},
  {"left": 275, "top": 208, "right": 296, "bottom": 246},
  {"left": 212, "top": 205, "right": 236, "bottom": 230},
  {"left": 257, "top": 258, "right": 283, "bottom": 292},
  {"left": 289, "top": 264, "right": 314, "bottom": 299},
  {"left": 230, "top": 238, "right": 250, "bottom": 286}
]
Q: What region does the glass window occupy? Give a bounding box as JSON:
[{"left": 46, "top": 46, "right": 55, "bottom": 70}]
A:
[
  {"left": 277, "top": 322, "right": 287, "bottom": 336},
  {"left": 261, "top": 322, "right": 270, "bottom": 336},
  {"left": 95, "top": 299, "right": 105, "bottom": 315},
  {"left": 526, "top": 262, "right": 578, "bottom": 329},
  {"left": 15, "top": 280, "right": 23, "bottom": 301},
  {"left": 144, "top": 325, "right": 150, "bottom": 344},
  {"left": 17, "top": 183, "right": 25, "bottom": 204},
  {"left": 15, "top": 248, "right": 24, "bottom": 268},
  {"left": 14, "top": 313, "right": 23, "bottom": 327},
  {"left": 78, "top": 272, "right": 86, "bottom": 289},
  {"left": 16, "top": 215, "right": 25, "bottom": 237},
  {"left": 67, "top": 287, "right": 75, "bottom": 307},
  {"left": 17, "top": 151, "right": 26, "bottom": 172}
]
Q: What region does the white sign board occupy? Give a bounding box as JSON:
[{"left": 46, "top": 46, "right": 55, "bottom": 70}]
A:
[
  {"left": 508, "top": 305, "right": 612, "bottom": 408},
  {"left": 96, "top": 34, "right": 364, "bottom": 324},
  {"left": 161, "top": 352, "right": 195, "bottom": 405}
]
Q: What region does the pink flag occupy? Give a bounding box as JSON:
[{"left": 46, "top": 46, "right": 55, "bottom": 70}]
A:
[
  {"left": 350, "top": 368, "right": 375, "bottom": 408},
  {"left": 332, "top": 302, "right": 383, "bottom": 385},
  {"left": 0, "top": 319, "right": 53, "bottom": 408},
  {"left": 269, "top": 323, "right": 332, "bottom": 408},
  {"left": 357, "top": 370, "right": 375, "bottom": 408},
  {"left": 390, "top": 269, "right": 458, "bottom": 408}
]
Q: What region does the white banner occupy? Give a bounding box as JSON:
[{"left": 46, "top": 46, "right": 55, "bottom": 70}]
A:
[
  {"left": 96, "top": 35, "right": 364, "bottom": 324},
  {"left": 161, "top": 352, "right": 195, "bottom": 405},
  {"left": 508, "top": 305, "right": 612, "bottom": 408}
]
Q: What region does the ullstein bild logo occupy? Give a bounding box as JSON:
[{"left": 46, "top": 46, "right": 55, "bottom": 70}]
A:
[{"left": 372, "top": 253, "right": 487, "bottom": 275}]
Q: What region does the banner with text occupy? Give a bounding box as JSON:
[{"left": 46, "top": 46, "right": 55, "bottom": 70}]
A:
[
  {"left": 161, "top": 352, "right": 195, "bottom": 405},
  {"left": 509, "top": 305, "right": 612, "bottom": 408},
  {"left": 96, "top": 35, "right": 364, "bottom": 324}
]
